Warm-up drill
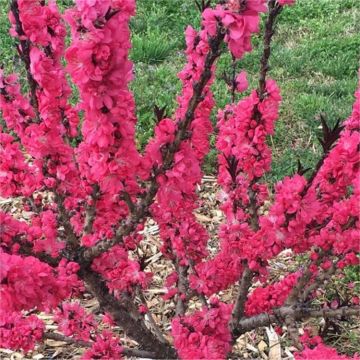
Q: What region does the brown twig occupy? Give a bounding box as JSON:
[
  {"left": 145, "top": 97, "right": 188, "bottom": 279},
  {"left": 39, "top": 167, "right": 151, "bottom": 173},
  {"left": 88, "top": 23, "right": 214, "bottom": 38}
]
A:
[
  {"left": 300, "top": 257, "right": 339, "bottom": 303},
  {"left": 258, "top": 0, "right": 282, "bottom": 99},
  {"left": 120, "top": 190, "right": 136, "bottom": 215},
  {"left": 286, "top": 249, "right": 329, "bottom": 306},
  {"left": 188, "top": 260, "right": 208, "bottom": 307},
  {"left": 10, "top": 0, "right": 40, "bottom": 121},
  {"left": 284, "top": 314, "right": 302, "bottom": 349},
  {"left": 231, "top": 54, "right": 237, "bottom": 103},
  {"left": 12, "top": 236, "right": 61, "bottom": 267},
  {"left": 43, "top": 332, "right": 91, "bottom": 347}
]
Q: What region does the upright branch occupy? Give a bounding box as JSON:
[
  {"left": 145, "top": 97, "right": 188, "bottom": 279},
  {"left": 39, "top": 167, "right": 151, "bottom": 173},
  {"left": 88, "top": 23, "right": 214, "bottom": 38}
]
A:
[
  {"left": 230, "top": 0, "right": 283, "bottom": 335},
  {"left": 80, "top": 28, "right": 225, "bottom": 263},
  {"left": 258, "top": 0, "right": 282, "bottom": 99},
  {"left": 0, "top": 0, "right": 359, "bottom": 359},
  {"left": 10, "top": 0, "right": 39, "bottom": 119}
]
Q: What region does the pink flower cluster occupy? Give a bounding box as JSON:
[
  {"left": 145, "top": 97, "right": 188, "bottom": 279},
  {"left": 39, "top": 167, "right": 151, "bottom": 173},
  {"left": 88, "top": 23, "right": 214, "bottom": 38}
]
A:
[
  {"left": 2, "top": 0, "right": 360, "bottom": 358},
  {"left": 0, "top": 209, "right": 65, "bottom": 258},
  {"left": 64, "top": 0, "right": 143, "bottom": 245},
  {"left": 245, "top": 273, "right": 299, "bottom": 316},
  {"left": 4, "top": 0, "right": 85, "bottom": 238},
  {"left": 152, "top": 0, "right": 268, "bottom": 300},
  {"left": 191, "top": 79, "right": 281, "bottom": 295},
  {"left": 148, "top": 3, "right": 216, "bottom": 268},
  {"left": 82, "top": 330, "right": 123, "bottom": 360},
  {"left": 0, "top": 70, "right": 35, "bottom": 136},
  {"left": 0, "top": 252, "right": 81, "bottom": 313},
  {"left": 171, "top": 299, "right": 232, "bottom": 359},
  {"left": 92, "top": 245, "right": 151, "bottom": 294},
  {"left": 9, "top": 0, "right": 81, "bottom": 170},
  {"left": 30, "top": 210, "right": 64, "bottom": 257},
  {"left": 296, "top": 344, "right": 360, "bottom": 360},
  {"left": 9, "top": 0, "right": 66, "bottom": 52},
  {"left": 296, "top": 333, "right": 360, "bottom": 360},
  {"left": 203, "top": 1, "right": 267, "bottom": 58},
  {"left": 278, "top": 0, "right": 296, "bottom": 6},
  {"left": 0, "top": 312, "right": 44, "bottom": 353},
  {"left": 55, "top": 302, "right": 96, "bottom": 341},
  {"left": 193, "top": 73, "right": 359, "bottom": 298},
  {"left": 0, "top": 211, "right": 28, "bottom": 249},
  {"left": 0, "top": 131, "right": 41, "bottom": 197}
]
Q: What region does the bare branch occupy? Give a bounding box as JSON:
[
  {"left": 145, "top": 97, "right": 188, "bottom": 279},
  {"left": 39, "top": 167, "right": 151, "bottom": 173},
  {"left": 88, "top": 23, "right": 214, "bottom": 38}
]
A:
[
  {"left": 122, "top": 348, "right": 160, "bottom": 359},
  {"left": 258, "top": 0, "right": 282, "bottom": 99},
  {"left": 284, "top": 314, "right": 302, "bottom": 349},
  {"left": 230, "top": 266, "right": 253, "bottom": 338},
  {"left": 137, "top": 289, "right": 168, "bottom": 344},
  {"left": 43, "top": 332, "right": 91, "bottom": 347},
  {"left": 236, "top": 305, "right": 360, "bottom": 335},
  {"left": 286, "top": 250, "right": 328, "bottom": 306},
  {"left": 12, "top": 237, "right": 61, "bottom": 267},
  {"left": 300, "top": 257, "right": 339, "bottom": 303},
  {"left": 176, "top": 264, "right": 189, "bottom": 316},
  {"left": 120, "top": 190, "right": 136, "bottom": 215},
  {"left": 55, "top": 191, "right": 79, "bottom": 249}
]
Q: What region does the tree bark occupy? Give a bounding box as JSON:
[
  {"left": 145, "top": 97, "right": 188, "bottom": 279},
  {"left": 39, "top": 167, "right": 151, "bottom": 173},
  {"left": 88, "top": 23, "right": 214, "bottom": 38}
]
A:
[
  {"left": 79, "top": 268, "right": 177, "bottom": 359},
  {"left": 235, "top": 305, "right": 360, "bottom": 335}
]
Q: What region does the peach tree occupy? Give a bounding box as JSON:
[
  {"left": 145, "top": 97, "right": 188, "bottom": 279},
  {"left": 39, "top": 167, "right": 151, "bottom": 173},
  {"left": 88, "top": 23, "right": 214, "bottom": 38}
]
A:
[{"left": 0, "top": 0, "right": 359, "bottom": 358}]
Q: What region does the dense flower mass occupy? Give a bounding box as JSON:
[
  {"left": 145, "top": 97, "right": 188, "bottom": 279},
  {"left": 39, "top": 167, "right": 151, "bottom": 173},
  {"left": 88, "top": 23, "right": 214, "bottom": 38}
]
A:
[
  {"left": 0, "top": 252, "right": 81, "bottom": 312},
  {"left": 172, "top": 299, "right": 232, "bottom": 359},
  {"left": 55, "top": 302, "right": 96, "bottom": 341},
  {"left": 245, "top": 272, "right": 299, "bottom": 315},
  {"left": 64, "top": 0, "right": 143, "bottom": 247},
  {"left": 0, "top": 312, "right": 44, "bottom": 353},
  {"left": 92, "top": 245, "right": 151, "bottom": 294},
  {"left": 1, "top": 0, "right": 359, "bottom": 359},
  {"left": 190, "top": 78, "right": 282, "bottom": 295},
  {"left": 82, "top": 330, "right": 123, "bottom": 360}
]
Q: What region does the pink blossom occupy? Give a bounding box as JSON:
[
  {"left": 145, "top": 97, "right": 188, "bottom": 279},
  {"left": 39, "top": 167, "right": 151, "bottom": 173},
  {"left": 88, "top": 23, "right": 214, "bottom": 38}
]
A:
[
  {"left": 235, "top": 71, "right": 249, "bottom": 92},
  {"left": 172, "top": 300, "right": 232, "bottom": 359},
  {"left": 55, "top": 302, "right": 96, "bottom": 341},
  {"left": 82, "top": 330, "right": 123, "bottom": 360},
  {"left": 278, "top": 0, "right": 296, "bottom": 6},
  {"left": 0, "top": 311, "right": 44, "bottom": 352}
]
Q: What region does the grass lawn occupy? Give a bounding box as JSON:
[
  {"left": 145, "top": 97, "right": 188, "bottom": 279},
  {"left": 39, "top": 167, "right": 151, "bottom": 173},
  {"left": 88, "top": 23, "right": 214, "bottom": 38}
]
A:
[{"left": 1, "top": 0, "right": 359, "bottom": 181}]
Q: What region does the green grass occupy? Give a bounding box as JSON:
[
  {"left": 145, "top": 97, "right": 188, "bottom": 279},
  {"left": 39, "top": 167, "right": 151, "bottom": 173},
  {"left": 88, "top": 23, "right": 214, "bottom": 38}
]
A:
[{"left": 0, "top": 0, "right": 359, "bottom": 181}]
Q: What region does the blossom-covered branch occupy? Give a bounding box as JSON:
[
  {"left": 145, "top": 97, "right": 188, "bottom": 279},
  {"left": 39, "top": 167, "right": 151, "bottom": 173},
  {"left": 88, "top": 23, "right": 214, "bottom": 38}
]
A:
[{"left": 0, "top": 0, "right": 359, "bottom": 359}]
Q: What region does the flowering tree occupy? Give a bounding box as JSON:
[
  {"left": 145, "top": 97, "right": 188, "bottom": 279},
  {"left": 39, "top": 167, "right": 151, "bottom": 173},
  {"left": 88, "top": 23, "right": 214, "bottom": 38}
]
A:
[{"left": 0, "top": 0, "right": 359, "bottom": 359}]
